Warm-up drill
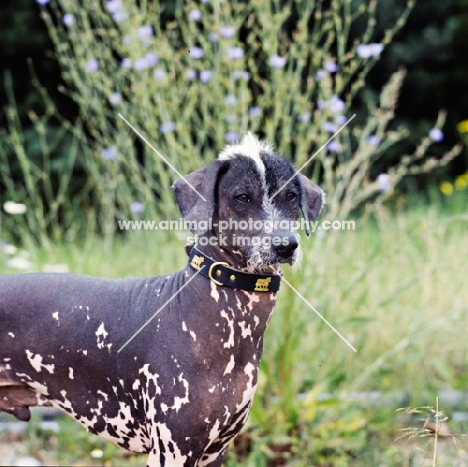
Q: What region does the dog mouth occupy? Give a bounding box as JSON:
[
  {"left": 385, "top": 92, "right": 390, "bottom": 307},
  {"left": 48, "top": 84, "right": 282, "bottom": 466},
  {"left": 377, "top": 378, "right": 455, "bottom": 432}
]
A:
[{"left": 246, "top": 246, "right": 300, "bottom": 273}]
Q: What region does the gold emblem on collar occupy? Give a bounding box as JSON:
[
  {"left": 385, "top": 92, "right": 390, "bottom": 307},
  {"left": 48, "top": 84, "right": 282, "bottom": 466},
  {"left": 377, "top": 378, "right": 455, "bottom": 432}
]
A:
[
  {"left": 254, "top": 277, "right": 272, "bottom": 292},
  {"left": 191, "top": 255, "right": 204, "bottom": 270}
]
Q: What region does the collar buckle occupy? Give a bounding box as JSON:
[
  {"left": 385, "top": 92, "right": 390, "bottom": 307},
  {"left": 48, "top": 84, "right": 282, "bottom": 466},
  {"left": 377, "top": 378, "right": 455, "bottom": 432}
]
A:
[{"left": 208, "top": 261, "right": 229, "bottom": 286}]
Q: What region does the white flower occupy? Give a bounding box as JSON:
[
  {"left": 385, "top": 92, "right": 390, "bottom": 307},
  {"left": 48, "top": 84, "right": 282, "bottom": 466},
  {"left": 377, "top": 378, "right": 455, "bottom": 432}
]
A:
[
  {"left": 429, "top": 128, "right": 444, "bottom": 142},
  {"left": 377, "top": 173, "right": 392, "bottom": 193},
  {"left": 189, "top": 47, "right": 204, "bottom": 59},
  {"left": 90, "top": 448, "right": 103, "bottom": 459},
  {"left": 209, "top": 33, "right": 219, "bottom": 43},
  {"left": 6, "top": 257, "right": 33, "bottom": 270},
  {"left": 189, "top": 9, "right": 202, "bottom": 21},
  {"left": 85, "top": 59, "right": 99, "bottom": 73},
  {"left": 109, "top": 92, "right": 122, "bottom": 105},
  {"left": 3, "top": 201, "right": 27, "bottom": 215},
  {"left": 269, "top": 54, "right": 286, "bottom": 69},
  {"left": 62, "top": 14, "right": 76, "bottom": 27},
  {"left": 35, "top": 0, "right": 50, "bottom": 5},
  {"left": 43, "top": 263, "right": 69, "bottom": 273},
  {"left": 2, "top": 244, "right": 17, "bottom": 255}
]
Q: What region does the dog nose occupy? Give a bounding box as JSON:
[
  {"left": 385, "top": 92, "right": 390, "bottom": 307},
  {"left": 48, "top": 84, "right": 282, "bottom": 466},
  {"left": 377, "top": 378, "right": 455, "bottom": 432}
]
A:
[{"left": 272, "top": 234, "right": 298, "bottom": 259}]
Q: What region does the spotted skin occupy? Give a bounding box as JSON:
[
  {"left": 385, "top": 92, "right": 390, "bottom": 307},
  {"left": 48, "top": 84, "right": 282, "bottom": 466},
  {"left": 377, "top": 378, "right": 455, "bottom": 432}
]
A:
[{"left": 0, "top": 134, "right": 323, "bottom": 467}]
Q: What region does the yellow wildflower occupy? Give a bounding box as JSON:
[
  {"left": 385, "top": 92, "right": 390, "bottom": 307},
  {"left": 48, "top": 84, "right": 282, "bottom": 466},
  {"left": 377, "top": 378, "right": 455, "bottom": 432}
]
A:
[
  {"left": 439, "top": 181, "right": 453, "bottom": 195},
  {"left": 455, "top": 173, "right": 468, "bottom": 190},
  {"left": 457, "top": 120, "right": 468, "bottom": 133}
]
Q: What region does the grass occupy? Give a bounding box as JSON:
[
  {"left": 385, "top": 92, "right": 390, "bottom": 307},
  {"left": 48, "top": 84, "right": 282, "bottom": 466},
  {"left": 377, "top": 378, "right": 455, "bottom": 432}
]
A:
[{"left": 0, "top": 187, "right": 467, "bottom": 465}]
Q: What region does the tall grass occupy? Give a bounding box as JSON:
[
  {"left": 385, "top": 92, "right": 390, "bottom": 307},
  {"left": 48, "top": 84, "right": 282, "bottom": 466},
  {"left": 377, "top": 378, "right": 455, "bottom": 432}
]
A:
[{"left": 1, "top": 190, "right": 467, "bottom": 465}]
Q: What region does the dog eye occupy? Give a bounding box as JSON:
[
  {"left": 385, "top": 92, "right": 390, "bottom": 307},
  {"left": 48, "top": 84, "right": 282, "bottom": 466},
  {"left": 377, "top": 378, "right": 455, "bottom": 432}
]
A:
[
  {"left": 285, "top": 192, "right": 297, "bottom": 202},
  {"left": 235, "top": 194, "right": 251, "bottom": 203}
]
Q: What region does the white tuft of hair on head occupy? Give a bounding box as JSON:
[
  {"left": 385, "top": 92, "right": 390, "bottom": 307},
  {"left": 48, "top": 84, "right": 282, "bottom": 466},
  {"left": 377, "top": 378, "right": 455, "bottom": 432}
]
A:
[{"left": 218, "top": 132, "right": 273, "bottom": 180}]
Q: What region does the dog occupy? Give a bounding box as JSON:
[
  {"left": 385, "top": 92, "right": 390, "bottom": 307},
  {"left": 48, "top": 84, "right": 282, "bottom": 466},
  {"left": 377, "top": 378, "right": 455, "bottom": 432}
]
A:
[{"left": 0, "top": 133, "right": 323, "bottom": 466}]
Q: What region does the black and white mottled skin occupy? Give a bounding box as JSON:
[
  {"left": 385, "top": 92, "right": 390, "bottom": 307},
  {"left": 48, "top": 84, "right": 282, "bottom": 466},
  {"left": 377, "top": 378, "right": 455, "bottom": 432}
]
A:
[{"left": 0, "top": 133, "right": 323, "bottom": 467}]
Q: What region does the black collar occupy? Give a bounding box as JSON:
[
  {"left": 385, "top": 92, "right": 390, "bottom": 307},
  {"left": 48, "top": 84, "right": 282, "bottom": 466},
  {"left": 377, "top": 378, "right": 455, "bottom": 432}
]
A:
[{"left": 187, "top": 247, "right": 281, "bottom": 293}]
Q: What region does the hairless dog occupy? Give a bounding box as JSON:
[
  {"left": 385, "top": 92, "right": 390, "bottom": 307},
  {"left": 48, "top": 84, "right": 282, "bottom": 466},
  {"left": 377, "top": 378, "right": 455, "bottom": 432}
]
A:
[{"left": 0, "top": 133, "right": 323, "bottom": 466}]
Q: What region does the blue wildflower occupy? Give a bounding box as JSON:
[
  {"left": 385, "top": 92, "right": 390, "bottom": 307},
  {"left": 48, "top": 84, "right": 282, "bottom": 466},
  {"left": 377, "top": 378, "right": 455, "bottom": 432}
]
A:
[
  {"left": 377, "top": 173, "right": 392, "bottom": 193},
  {"left": 323, "top": 121, "right": 338, "bottom": 132},
  {"left": 102, "top": 147, "right": 117, "bottom": 160},
  {"left": 189, "top": 9, "right": 202, "bottom": 21},
  {"left": 86, "top": 59, "right": 99, "bottom": 73},
  {"left": 186, "top": 69, "right": 197, "bottom": 81},
  {"left": 226, "top": 47, "right": 244, "bottom": 60},
  {"left": 327, "top": 141, "right": 341, "bottom": 152},
  {"left": 137, "top": 26, "right": 153, "bottom": 40},
  {"left": 297, "top": 112, "right": 311, "bottom": 123},
  {"left": 153, "top": 69, "right": 167, "bottom": 81},
  {"left": 109, "top": 92, "right": 122, "bottom": 105},
  {"left": 224, "top": 132, "right": 239, "bottom": 143},
  {"left": 232, "top": 71, "right": 250, "bottom": 81},
  {"left": 189, "top": 47, "right": 204, "bottom": 59},
  {"left": 323, "top": 60, "right": 337, "bottom": 73},
  {"left": 329, "top": 95, "right": 345, "bottom": 114},
  {"left": 429, "top": 128, "right": 444, "bottom": 142},
  {"left": 62, "top": 14, "right": 76, "bottom": 26},
  {"left": 200, "top": 70, "right": 212, "bottom": 83},
  {"left": 113, "top": 11, "right": 128, "bottom": 22},
  {"left": 160, "top": 122, "right": 176, "bottom": 134},
  {"left": 367, "top": 135, "right": 380, "bottom": 146},
  {"left": 224, "top": 94, "right": 237, "bottom": 106},
  {"left": 121, "top": 58, "right": 132, "bottom": 69},
  {"left": 356, "top": 43, "right": 384, "bottom": 58},
  {"left": 131, "top": 202, "right": 145, "bottom": 214},
  {"left": 106, "top": 0, "right": 122, "bottom": 13},
  {"left": 219, "top": 26, "right": 235, "bottom": 38},
  {"left": 249, "top": 106, "right": 262, "bottom": 117},
  {"left": 269, "top": 54, "right": 286, "bottom": 69}
]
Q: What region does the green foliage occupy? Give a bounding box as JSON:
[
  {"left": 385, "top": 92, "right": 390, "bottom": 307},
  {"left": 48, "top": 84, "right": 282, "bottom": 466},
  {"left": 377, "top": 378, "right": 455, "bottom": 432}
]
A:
[
  {"left": 1, "top": 0, "right": 461, "bottom": 247},
  {"left": 0, "top": 0, "right": 467, "bottom": 465}
]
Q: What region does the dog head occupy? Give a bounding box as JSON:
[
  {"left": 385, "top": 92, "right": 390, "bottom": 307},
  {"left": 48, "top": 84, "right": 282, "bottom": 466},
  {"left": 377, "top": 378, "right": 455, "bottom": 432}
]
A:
[{"left": 173, "top": 133, "right": 324, "bottom": 272}]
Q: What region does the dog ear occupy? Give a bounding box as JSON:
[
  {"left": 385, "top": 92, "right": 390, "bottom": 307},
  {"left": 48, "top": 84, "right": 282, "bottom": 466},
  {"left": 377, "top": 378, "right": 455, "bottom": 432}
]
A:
[
  {"left": 298, "top": 174, "right": 324, "bottom": 236},
  {"left": 172, "top": 160, "right": 227, "bottom": 235}
]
